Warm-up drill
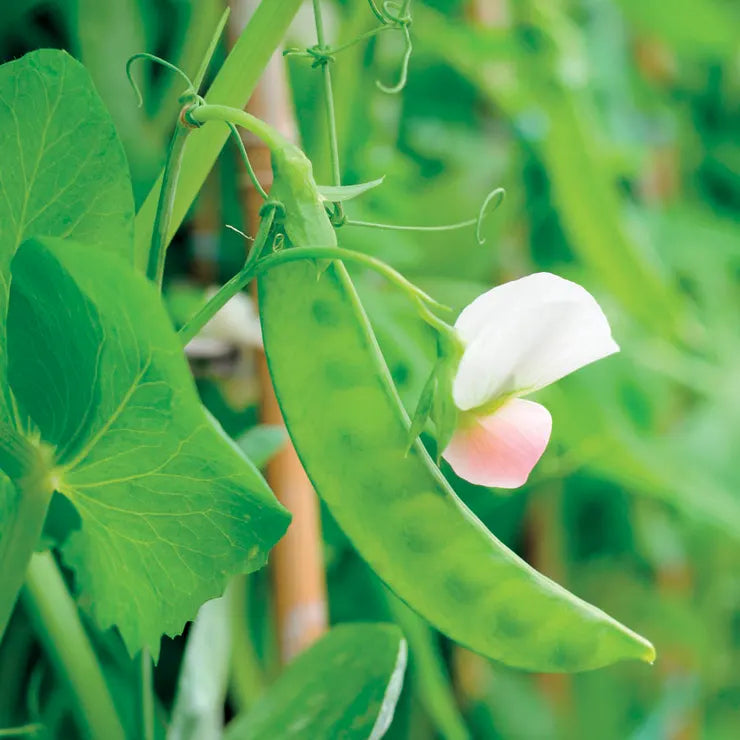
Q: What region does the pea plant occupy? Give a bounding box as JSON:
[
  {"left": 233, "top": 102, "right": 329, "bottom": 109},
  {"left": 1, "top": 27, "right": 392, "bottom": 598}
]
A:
[{"left": 0, "top": 1, "right": 655, "bottom": 738}]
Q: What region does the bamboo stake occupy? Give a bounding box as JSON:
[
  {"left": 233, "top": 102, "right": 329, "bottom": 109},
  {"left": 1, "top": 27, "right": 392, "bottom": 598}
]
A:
[{"left": 228, "top": 0, "right": 328, "bottom": 664}]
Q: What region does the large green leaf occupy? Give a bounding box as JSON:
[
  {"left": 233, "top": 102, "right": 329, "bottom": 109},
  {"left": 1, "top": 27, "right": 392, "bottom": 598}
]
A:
[
  {"left": 0, "top": 48, "right": 134, "bottom": 420},
  {"left": 225, "top": 624, "right": 407, "bottom": 740},
  {"left": 7, "top": 237, "right": 290, "bottom": 657}
]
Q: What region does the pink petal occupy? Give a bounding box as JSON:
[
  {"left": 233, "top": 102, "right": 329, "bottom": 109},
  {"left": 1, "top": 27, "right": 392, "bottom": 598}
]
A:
[{"left": 442, "top": 399, "right": 552, "bottom": 489}]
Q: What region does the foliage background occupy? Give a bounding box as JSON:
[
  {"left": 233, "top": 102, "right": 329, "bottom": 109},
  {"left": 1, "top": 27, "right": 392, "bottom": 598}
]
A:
[{"left": 0, "top": 0, "right": 738, "bottom": 737}]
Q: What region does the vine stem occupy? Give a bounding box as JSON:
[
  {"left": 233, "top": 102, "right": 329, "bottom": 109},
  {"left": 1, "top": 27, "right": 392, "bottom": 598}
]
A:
[
  {"left": 0, "top": 724, "right": 43, "bottom": 737},
  {"left": 141, "top": 649, "right": 155, "bottom": 740},
  {"left": 22, "top": 552, "right": 125, "bottom": 740},
  {"left": 188, "top": 104, "right": 289, "bottom": 151},
  {"left": 255, "top": 247, "right": 448, "bottom": 311},
  {"left": 178, "top": 210, "right": 274, "bottom": 345},
  {"left": 0, "top": 444, "right": 55, "bottom": 641},
  {"left": 134, "top": 0, "right": 305, "bottom": 271},
  {"left": 226, "top": 577, "right": 264, "bottom": 711},
  {"left": 147, "top": 124, "right": 190, "bottom": 286},
  {"left": 312, "top": 0, "right": 343, "bottom": 192},
  {"left": 179, "top": 242, "right": 448, "bottom": 346}
]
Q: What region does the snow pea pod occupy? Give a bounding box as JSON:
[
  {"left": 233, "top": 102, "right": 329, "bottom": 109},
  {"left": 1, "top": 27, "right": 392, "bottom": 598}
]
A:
[{"left": 257, "top": 146, "right": 654, "bottom": 672}]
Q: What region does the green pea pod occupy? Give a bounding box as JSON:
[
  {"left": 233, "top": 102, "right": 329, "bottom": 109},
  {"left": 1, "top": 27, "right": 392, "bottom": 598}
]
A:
[{"left": 256, "top": 136, "right": 654, "bottom": 672}]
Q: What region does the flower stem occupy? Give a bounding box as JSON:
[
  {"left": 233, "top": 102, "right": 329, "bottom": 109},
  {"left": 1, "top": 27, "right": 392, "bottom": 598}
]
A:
[
  {"left": 0, "top": 443, "right": 55, "bottom": 642},
  {"left": 22, "top": 552, "right": 125, "bottom": 740}
]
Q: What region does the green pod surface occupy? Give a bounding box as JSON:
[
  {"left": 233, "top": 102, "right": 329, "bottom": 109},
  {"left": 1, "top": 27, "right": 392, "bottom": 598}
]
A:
[{"left": 258, "top": 257, "right": 655, "bottom": 672}]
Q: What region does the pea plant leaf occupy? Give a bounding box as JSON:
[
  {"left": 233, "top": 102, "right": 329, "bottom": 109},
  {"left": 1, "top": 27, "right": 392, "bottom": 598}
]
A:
[
  {"left": 0, "top": 49, "right": 135, "bottom": 421},
  {"left": 225, "top": 624, "right": 407, "bottom": 740},
  {"left": 6, "top": 237, "right": 290, "bottom": 658}
]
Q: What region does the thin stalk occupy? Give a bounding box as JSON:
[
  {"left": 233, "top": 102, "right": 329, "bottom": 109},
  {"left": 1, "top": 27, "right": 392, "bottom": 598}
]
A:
[
  {"left": 0, "top": 446, "right": 55, "bottom": 642},
  {"left": 151, "top": 0, "right": 224, "bottom": 136},
  {"left": 312, "top": 0, "right": 343, "bottom": 218},
  {"left": 228, "top": 122, "right": 268, "bottom": 200},
  {"left": 179, "top": 242, "right": 447, "bottom": 346},
  {"left": 384, "top": 591, "right": 470, "bottom": 740},
  {"left": 22, "top": 552, "right": 125, "bottom": 740},
  {"left": 286, "top": 24, "right": 393, "bottom": 59},
  {"left": 134, "top": 0, "right": 305, "bottom": 271},
  {"left": 331, "top": 24, "right": 393, "bottom": 53},
  {"left": 168, "top": 596, "right": 231, "bottom": 739},
  {"left": 192, "top": 8, "right": 232, "bottom": 91},
  {"left": 178, "top": 211, "right": 274, "bottom": 345},
  {"left": 141, "top": 649, "right": 154, "bottom": 740},
  {"left": 188, "top": 104, "right": 290, "bottom": 153},
  {"left": 346, "top": 217, "right": 478, "bottom": 232},
  {"left": 0, "top": 725, "right": 43, "bottom": 737},
  {"left": 227, "top": 577, "right": 264, "bottom": 712},
  {"left": 147, "top": 125, "right": 190, "bottom": 286},
  {"left": 254, "top": 246, "right": 447, "bottom": 310},
  {"left": 145, "top": 6, "right": 234, "bottom": 285}
]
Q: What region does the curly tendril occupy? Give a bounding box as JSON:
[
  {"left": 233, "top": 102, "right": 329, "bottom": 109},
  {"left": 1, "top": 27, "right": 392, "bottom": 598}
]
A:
[
  {"left": 125, "top": 9, "right": 228, "bottom": 109},
  {"left": 344, "top": 186, "right": 506, "bottom": 245},
  {"left": 286, "top": 0, "right": 414, "bottom": 94},
  {"left": 374, "top": 1, "right": 414, "bottom": 94},
  {"left": 125, "top": 53, "right": 195, "bottom": 108}
]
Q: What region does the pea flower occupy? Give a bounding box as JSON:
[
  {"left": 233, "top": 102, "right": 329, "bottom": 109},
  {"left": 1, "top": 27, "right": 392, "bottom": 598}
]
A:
[{"left": 441, "top": 272, "right": 619, "bottom": 488}]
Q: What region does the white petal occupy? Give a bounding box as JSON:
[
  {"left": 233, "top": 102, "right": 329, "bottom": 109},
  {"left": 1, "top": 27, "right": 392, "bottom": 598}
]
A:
[
  {"left": 453, "top": 272, "right": 619, "bottom": 411},
  {"left": 442, "top": 399, "right": 552, "bottom": 488}
]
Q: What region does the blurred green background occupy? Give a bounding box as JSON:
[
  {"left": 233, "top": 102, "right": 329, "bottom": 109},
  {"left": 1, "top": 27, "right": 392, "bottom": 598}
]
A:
[{"left": 0, "top": 0, "right": 738, "bottom": 738}]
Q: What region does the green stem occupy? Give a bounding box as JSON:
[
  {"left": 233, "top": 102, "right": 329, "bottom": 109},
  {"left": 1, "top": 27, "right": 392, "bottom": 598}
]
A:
[
  {"left": 147, "top": 124, "right": 190, "bottom": 286},
  {"left": 227, "top": 577, "right": 265, "bottom": 713},
  {"left": 345, "top": 217, "right": 479, "bottom": 232},
  {"left": 312, "top": 0, "right": 344, "bottom": 220},
  {"left": 332, "top": 25, "right": 392, "bottom": 54},
  {"left": 22, "top": 552, "right": 125, "bottom": 740},
  {"left": 189, "top": 104, "right": 290, "bottom": 153},
  {"left": 255, "top": 246, "right": 447, "bottom": 310},
  {"left": 134, "top": 0, "right": 305, "bottom": 271},
  {"left": 384, "top": 590, "right": 470, "bottom": 740},
  {"left": 192, "top": 8, "right": 231, "bottom": 92},
  {"left": 0, "top": 446, "right": 55, "bottom": 642},
  {"left": 141, "top": 649, "right": 154, "bottom": 740},
  {"left": 180, "top": 238, "right": 448, "bottom": 346},
  {"left": 178, "top": 211, "right": 275, "bottom": 345},
  {"left": 229, "top": 122, "right": 269, "bottom": 200},
  {"left": 286, "top": 25, "right": 393, "bottom": 59},
  {"left": 0, "top": 724, "right": 43, "bottom": 737},
  {"left": 312, "top": 0, "right": 340, "bottom": 185}
]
